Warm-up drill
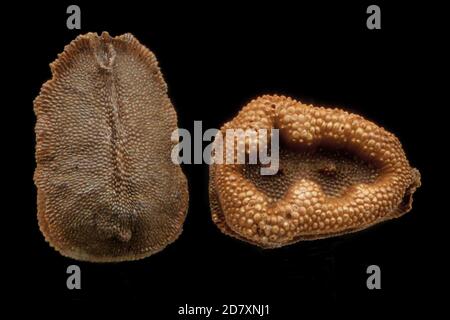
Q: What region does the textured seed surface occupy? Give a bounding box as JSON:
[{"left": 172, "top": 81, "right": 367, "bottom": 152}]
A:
[
  {"left": 34, "top": 32, "right": 188, "bottom": 262},
  {"left": 209, "top": 95, "right": 421, "bottom": 248}
]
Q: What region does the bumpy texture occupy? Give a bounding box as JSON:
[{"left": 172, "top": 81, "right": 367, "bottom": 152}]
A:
[
  {"left": 209, "top": 95, "right": 421, "bottom": 248},
  {"left": 34, "top": 32, "right": 188, "bottom": 262}
]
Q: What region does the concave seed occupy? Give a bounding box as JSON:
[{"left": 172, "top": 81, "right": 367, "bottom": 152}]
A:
[
  {"left": 34, "top": 32, "right": 188, "bottom": 262},
  {"left": 209, "top": 95, "right": 421, "bottom": 248}
]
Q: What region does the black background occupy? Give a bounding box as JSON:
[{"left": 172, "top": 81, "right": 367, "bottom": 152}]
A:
[{"left": 13, "top": 0, "right": 445, "bottom": 316}]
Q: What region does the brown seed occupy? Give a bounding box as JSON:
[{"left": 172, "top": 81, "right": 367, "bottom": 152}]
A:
[
  {"left": 34, "top": 32, "right": 188, "bottom": 262},
  {"left": 209, "top": 95, "right": 420, "bottom": 248}
]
